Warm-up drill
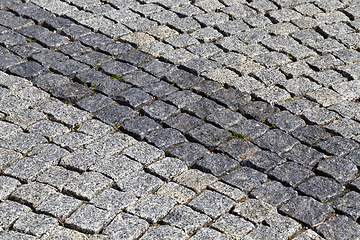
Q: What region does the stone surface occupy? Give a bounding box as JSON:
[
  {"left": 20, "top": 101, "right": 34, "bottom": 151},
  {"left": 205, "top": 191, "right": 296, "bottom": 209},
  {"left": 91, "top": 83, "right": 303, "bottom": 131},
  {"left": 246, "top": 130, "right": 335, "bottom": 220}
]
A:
[
  {"left": 188, "top": 190, "right": 235, "bottom": 219},
  {"left": 279, "top": 196, "right": 335, "bottom": 227},
  {"left": 233, "top": 199, "right": 277, "bottom": 224},
  {"left": 65, "top": 204, "right": 115, "bottom": 234},
  {"left": 0, "top": 1, "right": 359, "bottom": 237},
  {"left": 222, "top": 167, "right": 267, "bottom": 193}
]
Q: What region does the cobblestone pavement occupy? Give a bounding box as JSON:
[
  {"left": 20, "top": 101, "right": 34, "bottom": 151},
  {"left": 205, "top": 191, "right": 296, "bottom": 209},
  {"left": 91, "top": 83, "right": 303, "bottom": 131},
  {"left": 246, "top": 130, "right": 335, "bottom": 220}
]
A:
[{"left": 0, "top": 0, "right": 360, "bottom": 239}]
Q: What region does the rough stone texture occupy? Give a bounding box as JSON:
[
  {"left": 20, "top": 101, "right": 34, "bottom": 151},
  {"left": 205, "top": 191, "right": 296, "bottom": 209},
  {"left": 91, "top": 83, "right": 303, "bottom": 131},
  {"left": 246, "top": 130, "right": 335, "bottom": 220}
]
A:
[
  {"left": 188, "top": 190, "right": 235, "bottom": 219},
  {"left": 116, "top": 171, "right": 164, "bottom": 197},
  {"left": 316, "top": 156, "right": 358, "bottom": 185},
  {"left": 65, "top": 204, "right": 115, "bottom": 234},
  {"left": 157, "top": 182, "right": 196, "bottom": 204},
  {"left": 12, "top": 212, "right": 58, "bottom": 237},
  {"left": 212, "top": 213, "right": 254, "bottom": 240},
  {"left": 297, "top": 176, "right": 345, "bottom": 203},
  {"left": 216, "top": 138, "right": 260, "bottom": 161},
  {"left": 174, "top": 169, "right": 217, "bottom": 193},
  {"left": 103, "top": 213, "right": 149, "bottom": 240},
  {"left": 187, "top": 123, "right": 231, "bottom": 149},
  {"left": 127, "top": 194, "right": 176, "bottom": 223},
  {"left": 194, "top": 153, "right": 238, "bottom": 177},
  {"left": 269, "top": 162, "right": 315, "bottom": 188},
  {"left": 254, "top": 129, "right": 299, "bottom": 155},
  {"left": 222, "top": 167, "right": 267, "bottom": 193},
  {"left": 249, "top": 181, "right": 297, "bottom": 208},
  {"left": 316, "top": 215, "right": 360, "bottom": 240},
  {"left": 0, "top": 1, "right": 360, "bottom": 237},
  {"left": 316, "top": 136, "right": 359, "bottom": 157},
  {"left": 9, "top": 182, "right": 56, "bottom": 208},
  {"left": 63, "top": 172, "right": 113, "bottom": 201},
  {"left": 36, "top": 193, "right": 83, "bottom": 221},
  {"left": 233, "top": 199, "right": 277, "bottom": 224},
  {"left": 279, "top": 196, "right": 335, "bottom": 227}
]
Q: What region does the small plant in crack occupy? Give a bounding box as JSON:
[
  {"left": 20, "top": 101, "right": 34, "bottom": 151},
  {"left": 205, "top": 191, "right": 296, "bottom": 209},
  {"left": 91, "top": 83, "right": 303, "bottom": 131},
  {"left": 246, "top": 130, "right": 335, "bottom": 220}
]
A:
[
  {"left": 27, "top": 38, "right": 37, "bottom": 43},
  {"left": 231, "top": 131, "right": 245, "bottom": 139},
  {"left": 110, "top": 74, "right": 123, "bottom": 80},
  {"left": 269, "top": 124, "right": 277, "bottom": 129}
]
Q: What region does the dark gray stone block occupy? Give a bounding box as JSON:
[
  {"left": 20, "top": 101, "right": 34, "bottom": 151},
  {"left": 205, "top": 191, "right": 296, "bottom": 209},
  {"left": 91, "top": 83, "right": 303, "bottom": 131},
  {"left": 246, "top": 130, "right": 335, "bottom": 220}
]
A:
[
  {"left": 32, "top": 73, "right": 69, "bottom": 91},
  {"left": 76, "top": 94, "right": 114, "bottom": 113},
  {"left": 187, "top": 123, "right": 231, "bottom": 149},
  {"left": 194, "top": 153, "right": 238, "bottom": 177},
  {"left": 254, "top": 129, "right": 299, "bottom": 155},
  {"left": 222, "top": 167, "right": 268, "bottom": 193},
  {"left": 0, "top": 53, "right": 26, "bottom": 71},
  {"left": 269, "top": 161, "right": 315, "bottom": 188},
  {"left": 316, "top": 136, "right": 359, "bottom": 157},
  {"left": 206, "top": 109, "right": 245, "bottom": 130},
  {"left": 242, "top": 101, "right": 280, "bottom": 122},
  {"left": 191, "top": 80, "right": 223, "bottom": 97},
  {"left": 297, "top": 176, "right": 345, "bottom": 202},
  {"left": 211, "top": 88, "right": 251, "bottom": 112},
  {"left": 241, "top": 150, "right": 286, "bottom": 174},
  {"left": 58, "top": 41, "right": 92, "bottom": 58},
  {"left": 50, "top": 60, "right": 89, "bottom": 78},
  {"left": 167, "top": 142, "right": 209, "bottom": 166},
  {"left": 183, "top": 98, "right": 224, "bottom": 119},
  {"left": 79, "top": 33, "right": 114, "bottom": 49},
  {"left": 216, "top": 138, "right": 260, "bottom": 161},
  {"left": 146, "top": 128, "right": 187, "bottom": 150},
  {"left": 95, "top": 105, "right": 138, "bottom": 126},
  {"left": 250, "top": 181, "right": 297, "bottom": 208},
  {"left": 283, "top": 144, "right": 325, "bottom": 169},
  {"left": 30, "top": 49, "right": 68, "bottom": 68},
  {"left": 118, "top": 49, "right": 154, "bottom": 67},
  {"left": 316, "top": 215, "right": 360, "bottom": 240},
  {"left": 114, "top": 88, "right": 153, "bottom": 110},
  {"left": 120, "top": 116, "right": 161, "bottom": 140},
  {"left": 267, "top": 111, "right": 306, "bottom": 133},
  {"left": 10, "top": 42, "right": 44, "bottom": 59},
  {"left": 141, "top": 81, "right": 178, "bottom": 99},
  {"left": 230, "top": 119, "right": 269, "bottom": 141},
  {"left": 316, "top": 156, "right": 358, "bottom": 185},
  {"left": 122, "top": 71, "right": 159, "bottom": 88},
  {"left": 332, "top": 191, "right": 360, "bottom": 221},
  {"left": 279, "top": 196, "right": 334, "bottom": 227}
]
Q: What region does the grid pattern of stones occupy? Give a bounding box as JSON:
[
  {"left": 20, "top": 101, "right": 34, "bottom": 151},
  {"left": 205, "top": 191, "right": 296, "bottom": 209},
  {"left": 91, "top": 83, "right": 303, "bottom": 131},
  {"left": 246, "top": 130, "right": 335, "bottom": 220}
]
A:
[{"left": 0, "top": 0, "right": 360, "bottom": 239}]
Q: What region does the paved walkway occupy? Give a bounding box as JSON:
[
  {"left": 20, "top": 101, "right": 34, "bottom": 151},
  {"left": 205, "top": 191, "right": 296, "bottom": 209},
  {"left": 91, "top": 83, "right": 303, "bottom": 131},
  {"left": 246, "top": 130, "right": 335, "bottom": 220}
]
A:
[{"left": 0, "top": 0, "right": 360, "bottom": 239}]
